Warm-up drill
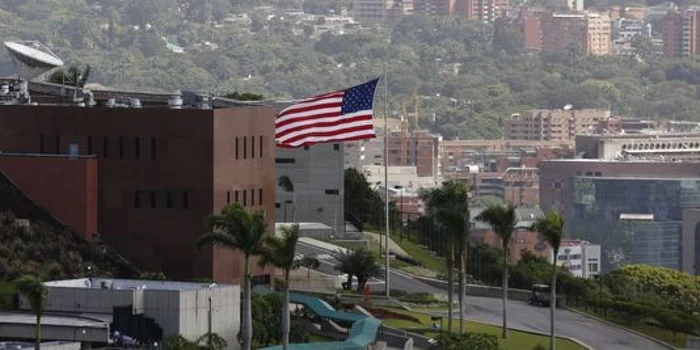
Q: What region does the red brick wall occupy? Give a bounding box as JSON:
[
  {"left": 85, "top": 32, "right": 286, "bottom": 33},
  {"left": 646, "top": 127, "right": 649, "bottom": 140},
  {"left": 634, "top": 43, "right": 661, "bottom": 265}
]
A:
[{"left": 0, "top": 155, "right": 97, "bottom": 240}]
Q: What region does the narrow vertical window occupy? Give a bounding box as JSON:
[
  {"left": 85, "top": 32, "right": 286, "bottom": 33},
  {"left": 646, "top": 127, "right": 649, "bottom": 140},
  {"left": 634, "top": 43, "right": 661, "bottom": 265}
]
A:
[
  {"left": 151, "top": 137, "right": 157, "bottom": 160},
  {"left": 119, "top": 137, "right": 124, "bottom": 159},
  {"left": 150, "top": 191, "right": 156, "bottom": 208},
  {"left": 235, "top": 190, "right": 239, "bottom": 203},
  {"left": 135, "top": 137, "right": 140, "bottom": 160},
  {"left": 39, "top": 134, "right": 44, "bottom": 154},
  {"left": 103, "top": 137, "right": 109, "bottom": 158},
  {"left": 251, "top": 136, "right": 255, "bottom": 159},
  {"left": 226, "top": 191, "right": 231, "bottom": 204},
  {"left": 87, "top": 136, "right": 93, "bottom": 155},
  {"left": 243, "top": 190, "right": 247, "bottom": 206},
  {"left": 55, "top": 135, "right": 60, "bottom": 153},
  {"left": 251, "top": 189, "right": 255, "bottom": 206},
  {"left": 243, "top": 136, "right": 247, "bottom": 159},
  {"left": 166, "top": 192, "right": 173, "bottom": 208},
  {"left": 259, "top": 188, "right": 263, "bottom": 206},
  {"left": 235, "top": 137, "right": 239, "bottom": 160},
  {"left": 134, "top": 191, "right": 140, "bottom": 208},
  {"left": 183, "top": 191, "right": 189, "bottom": 209},
  {"left": 259, "top": 136, "right": 263, "bottom": 157}
]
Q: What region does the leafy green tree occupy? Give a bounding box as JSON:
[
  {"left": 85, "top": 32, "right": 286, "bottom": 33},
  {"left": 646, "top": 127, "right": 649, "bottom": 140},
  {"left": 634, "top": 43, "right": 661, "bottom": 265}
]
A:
[
  {"left": 532, "top": 211, "right": 564, "bottom": 350},
  {"left": 278, "top": 175, "right": 295, "bottom": 222},
  {"left": 48, "top": 65, "right": 91, "bottom": 88},
  {"left": 15, "top": 275, "right": 48, "bottom": 350},
  {"left": 259, "top": 224, "right": 301, "bottom": 350},
  {"left": 476, "top": 204, "right": 517, "bottom": 339},
  {"left": 434, "top": 332, "right": 500, "bottom": 350},
  {"left": 334, "top": 247, "right": 381, "bottom": 292},
  {"left": 196, "top": 203, "right": 267, "bottom": 350},
  {"left": 344, "top": 168, "right": 383, "bottom": 227},
  {"left": 299, "top": 255, "right": 320, "bottom": 279}
]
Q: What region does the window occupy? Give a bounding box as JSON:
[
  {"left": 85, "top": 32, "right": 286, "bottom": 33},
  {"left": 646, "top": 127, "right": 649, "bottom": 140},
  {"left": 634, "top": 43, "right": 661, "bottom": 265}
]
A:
[
  {"left": 134, "top": 191, "right": 141, "bottom": 208},
  {"left": 243, "top": 190, "right": 247, "bottom": 206},
  {"left": 275, "top": 158, "right": 295, "bottom": 164},
  {"left": 150, "top": 191, "right": 156, "bottom": 208},
  {"left": 226, "top": 191, "right": 231, "bottom": 204},
  {"left": 585, "top": 172, "right": 592, "bottom": 176},
  {"left": 553, "top": 182, "right": 562, "bottom": 190},
  {"left": 250, "top": 189, "right": 255, "bottom": 206},
  {"left": 135, "top": 137, "right": 141, "bottom": 160},
  {"left": 87, "top": 136, "right": 93, "bottom": 155},
  {"left": 167, "top": 192, "right": 173, "bottom": 208},
  {"left": 251, "top": 136, "right": 255, "bottom": 158},
  {"left": 183, "top": 191, "right": 189, "bottom": 209},
  {"left": 333, "top": 144, "right": 340, "bottom": 151},
  {"left": 258, "top": 188, "right": 263, "bottom": 205},
  {"left": 243, "top": 136, "right": 247, "bottom": 159},
  {"left": 39, "top": 134, "right": 44, "bottom": 154},
  {"left": 325, "top": 189, "right": 340, "bottom": 195},
  {"left": 588, "top": 263, "right": 599, "bottom": 272},
  {"left": 275, "top": 202, "right": 281, "bottom": 208},
  {"left": 259, "top": 136, "right": 263, "bottom": 157},
  {"left": 119, "top": 137, "right": 124, "bottom": 159},
  {"left": 235, "top": 137, "right": 239, "bottom": 159},
  {"left": 151, "top": 138, "right": 157, "bottom": 160},
  {"left": 594, "top": 172, "right": 602, "bottom": 177},
  {"left": 55, "top": 135, "right": 60, "bottom": 153},
  {"left": 304, "top": 145, "right": 309, "bottom": 151},
  {"left": 235, "top": 190, "right": 239, "bottom": 203},
  {"left": 103, "top": 137, "right": 109, "bottom": 158}
]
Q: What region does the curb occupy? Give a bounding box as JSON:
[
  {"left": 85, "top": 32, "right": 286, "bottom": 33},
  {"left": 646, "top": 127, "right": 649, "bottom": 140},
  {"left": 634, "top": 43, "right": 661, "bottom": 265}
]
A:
[{"left": 565, "top": 307, "right": 678, "bottom": 350}]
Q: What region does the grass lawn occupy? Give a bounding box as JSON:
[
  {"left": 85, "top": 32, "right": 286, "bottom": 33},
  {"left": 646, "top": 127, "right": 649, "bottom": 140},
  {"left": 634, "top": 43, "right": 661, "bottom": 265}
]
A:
[
  {"left": 575, "top": 308, "right": 687, "bottom": 348},
  {"left": 389, "top": 234, "right": 446, "bottom": 275},
  {"left": 378, "top": 307, "right": 585, "bottom": 350}
]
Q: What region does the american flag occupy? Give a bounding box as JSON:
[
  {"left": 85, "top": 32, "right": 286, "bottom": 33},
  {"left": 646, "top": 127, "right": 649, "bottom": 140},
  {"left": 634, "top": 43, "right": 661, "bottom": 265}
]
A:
[{"left": 275, "top": 79, "right": 380, "bottom": 148}]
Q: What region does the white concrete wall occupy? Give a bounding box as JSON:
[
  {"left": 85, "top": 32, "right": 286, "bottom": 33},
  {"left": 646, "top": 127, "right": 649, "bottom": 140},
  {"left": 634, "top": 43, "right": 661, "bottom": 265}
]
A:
[{"left": 178, "top": 286, "right": 240, "bottom": 350}]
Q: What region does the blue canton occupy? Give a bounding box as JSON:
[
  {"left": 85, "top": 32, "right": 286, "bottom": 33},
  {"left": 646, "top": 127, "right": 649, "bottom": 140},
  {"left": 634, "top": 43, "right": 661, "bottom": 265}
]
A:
[{"left": 341, "top": 78, "right": 379, "bottom": 115}]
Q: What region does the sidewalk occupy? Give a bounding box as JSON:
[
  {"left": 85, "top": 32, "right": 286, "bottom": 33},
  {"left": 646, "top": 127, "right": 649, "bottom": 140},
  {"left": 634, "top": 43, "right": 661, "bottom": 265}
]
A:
[{"left": 363, "top": 231, "right": 409, "bottom": 257}]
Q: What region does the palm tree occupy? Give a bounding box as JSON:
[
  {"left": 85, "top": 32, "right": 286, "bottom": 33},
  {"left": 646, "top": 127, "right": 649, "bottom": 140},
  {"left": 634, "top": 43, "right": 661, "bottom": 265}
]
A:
[
  {"left": 299, "top": 255, "right": 320, "bottom": 280},
  {"left": 15, "top": 275, "right": 48, "bottom": 350},
  {"left": 532, "top": 211, "right": 564, "bottom": 350},
  {"left": 476, "top": 204, "right": 517, "bottom": 339},
  {"left": 196, "top": 203, "right": 267, "bottom": 350},
  {"left": 421, "top": 180, "right": 469, "bottom": 333},
  {"left": 278, "top": 175, "right": 295, "bottom": 222},
  {"left": 334, "top": 247, "right": 382, "bottom": 292},
  {"left": 259, "top": 224, "right": 301, "bottom": 350}
]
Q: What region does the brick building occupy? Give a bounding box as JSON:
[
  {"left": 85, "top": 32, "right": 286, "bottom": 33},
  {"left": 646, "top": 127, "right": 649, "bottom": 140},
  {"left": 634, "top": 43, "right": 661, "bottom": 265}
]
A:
[
  {"left": 523, "top": 11, "right": 612, "bottom": 56},
  {"left": 353, "top": 0, "right": 414, "bottom": 24},
  {"left": 662, "top": 8, "right": 700, "bottom": 57},
  {"left": 504, "top": 109, "right": 611, "bottom": 142},
  {"left": 0, "top": 103, "right": 276, "bottom": 284}
]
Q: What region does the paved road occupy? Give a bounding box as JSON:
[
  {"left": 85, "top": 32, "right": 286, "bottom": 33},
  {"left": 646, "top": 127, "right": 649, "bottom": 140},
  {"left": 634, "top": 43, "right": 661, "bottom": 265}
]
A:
[
  {"left": 431, "top": 296, "right": 667, "bottom": 350},
  {"left": 296, "top": 241, "right": 667, "bottom": 350}
]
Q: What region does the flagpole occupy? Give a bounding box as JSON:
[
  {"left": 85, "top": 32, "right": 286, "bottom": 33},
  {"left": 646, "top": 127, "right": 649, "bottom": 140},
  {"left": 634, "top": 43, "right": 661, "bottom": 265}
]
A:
[{"left": 383, "top": 63, "right": 391, "bottom": 298}]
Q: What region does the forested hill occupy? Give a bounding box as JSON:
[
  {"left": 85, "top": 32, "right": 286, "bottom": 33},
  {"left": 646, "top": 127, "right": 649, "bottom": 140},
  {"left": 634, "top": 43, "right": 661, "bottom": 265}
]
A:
[{"left": 2, "top": 0, "right": 700, "bottom": 139}]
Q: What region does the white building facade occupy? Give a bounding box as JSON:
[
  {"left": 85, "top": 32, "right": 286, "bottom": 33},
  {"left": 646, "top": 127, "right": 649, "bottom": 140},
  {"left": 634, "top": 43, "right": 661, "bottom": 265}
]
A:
[{"left": 553, "top": 240, "right": 601, "bottom": 278}]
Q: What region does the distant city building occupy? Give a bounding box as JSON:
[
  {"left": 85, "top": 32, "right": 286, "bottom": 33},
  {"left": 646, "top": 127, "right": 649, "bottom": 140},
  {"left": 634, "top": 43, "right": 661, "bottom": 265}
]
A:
[
  {"left": 612, "top": 18, "right": 654, "bottom": 55},
  {"left": 504, "top": 109, "right": 611, "bottom": 142},
  {"left": 363, "top": 165, "right": 441, "bottom": 190},
  {"left": 567, "top": 0, "right": 584, "bottom": 12},
  {"left": 662, "top": 8, "right": 700, "bottom": 57},
  {"left": 352, "top": 0, "right": 414, "bottom": 24},
  {"left": 539, "top": 159, "right": 700, "bottom": 272},
  {"left": 555, "top": 240, "right": 601, "bottom": 278},
  {"left": 575, "top": 133, "right": 700, "bottom": 161},
  {"left": 414, "top": 0, "right": 455, "bottom": 16},
  {"left": 531, "top": 12, "right": 612, "bottom": 56},
  {"left": 409, "top": 0, "right": 508, "bottom": 21}
]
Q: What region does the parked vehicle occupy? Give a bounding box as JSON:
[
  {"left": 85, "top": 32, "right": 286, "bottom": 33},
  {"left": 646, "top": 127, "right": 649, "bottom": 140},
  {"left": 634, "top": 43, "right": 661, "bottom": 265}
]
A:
[{"left": 528, "top": 284, "right": 564, "bottom": 308}]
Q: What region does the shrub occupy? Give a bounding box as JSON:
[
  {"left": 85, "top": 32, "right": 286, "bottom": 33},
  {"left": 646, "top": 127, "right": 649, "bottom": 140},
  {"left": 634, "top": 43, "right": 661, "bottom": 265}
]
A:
[{"left": 433, "top": 332, "right": 500, "bottom": 350}]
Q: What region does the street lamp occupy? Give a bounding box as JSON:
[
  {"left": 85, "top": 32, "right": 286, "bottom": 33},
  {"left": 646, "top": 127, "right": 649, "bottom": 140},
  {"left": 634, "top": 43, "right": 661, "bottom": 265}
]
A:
[{"left": 394, "top": 185, "right": 405, "bottom": 241}]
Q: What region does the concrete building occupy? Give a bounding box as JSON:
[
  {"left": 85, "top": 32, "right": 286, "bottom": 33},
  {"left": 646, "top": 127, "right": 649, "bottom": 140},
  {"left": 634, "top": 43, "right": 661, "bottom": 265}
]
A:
[
  {"left": 612, "top": 18, "right": 653, "bottom": 55},
  {"left": 567, "top": 0, "right": 584, "bottom": 12},
  {"left": 276, "top": 143, "right": 345, "bottom": 235},
  {"left": 352, "top": 0, "right": 414, "bottom": 24},
  {"left": 25, "top": 278, "right": 240, "bottom": 348},
  {"left": 555, "top": 240, "right": 601, "bottom": 278},
  {"left": 575, "top": 133, "right": 700, "bottom": 161},
  {"left": 414, "top": 0, "right": 455, "bottom": 16},
  {"left": 537, "top": 12, "right": 612, "bottom": 55},
  {"left": 662, "top": 8, "right": 700, "bottom": 57},
  {"left": 453, "top": 0, "right": 509, "bottom": 21},
  {"left": 539, "top": 159, "right": 700, "bottom": 272},
  {"left": 347, "top": 129, "right": 441, "bottom": 177},
  {"left": 504, "top": 109, "right": 611, "bottom": 142},
  {"left": 0, "top": 90, "right": 276, "bottom": 285},
  {"left": 363, "top": 165, "right": 440, "bottom": 190}
]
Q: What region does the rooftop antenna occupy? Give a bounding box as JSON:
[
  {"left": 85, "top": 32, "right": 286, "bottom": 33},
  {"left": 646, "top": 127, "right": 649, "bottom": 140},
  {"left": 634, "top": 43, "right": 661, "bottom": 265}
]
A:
[{"left": 3, "top": 41, "right": 64, "bottom": 104}]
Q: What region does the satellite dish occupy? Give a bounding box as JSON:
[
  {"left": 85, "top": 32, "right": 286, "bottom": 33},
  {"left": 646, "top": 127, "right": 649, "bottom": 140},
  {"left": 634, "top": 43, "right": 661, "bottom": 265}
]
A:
[
  {"left": 563, "top": 104, "right": 573, "bottom": 111},
  {"left": 4, "top": 41, "right": 64, "bottom": 80}
]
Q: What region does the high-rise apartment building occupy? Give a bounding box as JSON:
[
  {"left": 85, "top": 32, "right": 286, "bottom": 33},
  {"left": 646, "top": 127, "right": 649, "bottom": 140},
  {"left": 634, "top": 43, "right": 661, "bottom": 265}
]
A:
[
  {"left": 662, "top": 8, "right": 700, "bottom": 57},
  {"left": 504, "top": 109, "right": 611, "bottom": 142},
  {"left": 353, "top": 0, "right": 414, "bottom": 24},
  {"left": 453, "top": 0, "right": 508, "bottom": 21},
  {"left": 414, "top": 0, "right": 455, "bottom": 16},
  {"left": 532, "top": 12, "right": 612, "bottom": 55}
]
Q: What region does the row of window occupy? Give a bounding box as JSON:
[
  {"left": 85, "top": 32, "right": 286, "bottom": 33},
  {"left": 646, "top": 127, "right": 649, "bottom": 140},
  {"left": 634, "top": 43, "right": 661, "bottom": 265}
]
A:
[
  {"left": 226, "top": 188, "right": 264, "bottom": 207},
  {"left": 40, "top": 135, "right": 158, "bottom": 160},
  {"left": 235, "top": 136, "right": 265, "bottom": 160},
  {"left": 134, "top": 190, "right": 187, "bottom": 209}
]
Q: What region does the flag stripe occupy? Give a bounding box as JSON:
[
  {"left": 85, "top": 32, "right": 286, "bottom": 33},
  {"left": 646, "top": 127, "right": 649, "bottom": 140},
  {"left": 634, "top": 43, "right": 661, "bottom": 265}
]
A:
[
  {"left": 276, "top": 117, "right": 374, "bottom": 143},
  {"left": 276, "top": 106, "right": 342, "bottom": 125},
  {"left": 279, "top": 126, "right": 376, "bottom": 148},
  {"left": 276, "top": 111, "right": 371, "bottom": 135},
  {"left": 277, "top": 97, "right": 343, "bottom": 118}
]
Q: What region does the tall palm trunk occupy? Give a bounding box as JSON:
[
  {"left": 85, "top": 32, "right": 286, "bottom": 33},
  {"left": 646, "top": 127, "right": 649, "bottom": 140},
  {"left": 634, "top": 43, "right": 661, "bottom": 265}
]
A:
[
  {"left": 242, "top": 255, "right": 252, "bottom": 350},
  {"left": 446, "top": 243, "right": 454, "bottom": 332},
  {"left": 282, "top": 269, "right": 291, "bottom": 350},
  {"left": 550, "top": 249, "right": 559, "bottom": 350},
  {"left": 458, "top": 241, "right": 466, "bottom": 334},
  {"left": 35, "top": 313, "right": 41, "bottom": 350},
  {"left": 502, "top": 248, "right": 508, "bottom": 339}
]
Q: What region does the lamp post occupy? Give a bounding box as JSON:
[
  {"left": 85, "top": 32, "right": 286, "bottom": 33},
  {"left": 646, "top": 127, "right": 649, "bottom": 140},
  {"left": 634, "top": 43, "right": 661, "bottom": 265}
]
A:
[{"left": 394, "top": 185, "right": 404, "bottom": 241}]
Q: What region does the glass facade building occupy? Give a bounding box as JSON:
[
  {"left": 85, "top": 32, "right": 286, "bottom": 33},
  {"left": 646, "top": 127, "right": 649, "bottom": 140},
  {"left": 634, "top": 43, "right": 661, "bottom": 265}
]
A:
[{"left": 571, "top": 177, "right": 700, "bottom": 272}]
